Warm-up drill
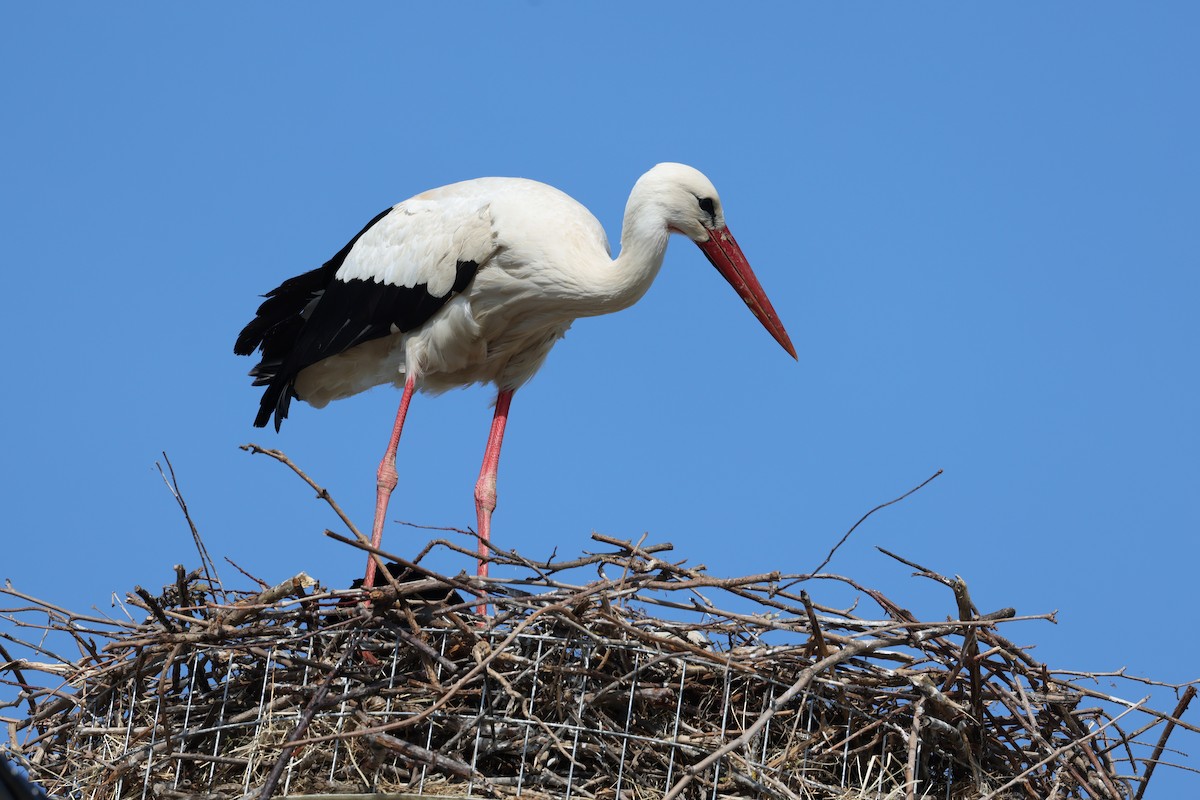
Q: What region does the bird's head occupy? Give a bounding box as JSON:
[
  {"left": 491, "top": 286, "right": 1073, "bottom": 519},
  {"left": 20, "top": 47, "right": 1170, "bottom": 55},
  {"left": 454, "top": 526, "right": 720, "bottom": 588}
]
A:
[
  {"left": 636, "top": 162, "right": 728, "bottom": 241},
  {"left": 634, "top": 162, "right": 797, "bottom": 360}
]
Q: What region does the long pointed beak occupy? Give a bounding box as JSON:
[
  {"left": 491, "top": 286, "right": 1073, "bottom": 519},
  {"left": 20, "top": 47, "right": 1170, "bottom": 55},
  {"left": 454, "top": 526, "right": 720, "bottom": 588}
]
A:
[{"left": 697, "top": 225, "right": 797, "bottom": 359}]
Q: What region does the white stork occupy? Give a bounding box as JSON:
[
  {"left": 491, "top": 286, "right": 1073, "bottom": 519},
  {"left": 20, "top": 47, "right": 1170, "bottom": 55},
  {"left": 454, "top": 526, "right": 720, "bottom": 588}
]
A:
[{"left": 235, "top": 163, "right": 796, "bottom": 592}]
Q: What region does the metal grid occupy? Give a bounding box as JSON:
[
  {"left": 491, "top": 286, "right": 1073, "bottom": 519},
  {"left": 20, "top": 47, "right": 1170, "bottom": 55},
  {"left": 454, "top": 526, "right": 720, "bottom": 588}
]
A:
[{"left": 47, "top": 624, "right": 894, "bottom": 800}]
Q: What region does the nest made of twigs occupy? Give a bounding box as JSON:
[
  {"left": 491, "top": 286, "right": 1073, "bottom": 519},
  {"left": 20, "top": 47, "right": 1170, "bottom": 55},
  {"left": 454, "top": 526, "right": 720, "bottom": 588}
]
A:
[
  {"left": 3, "top": 529, "right": 1194, "bottom": 800},
  {"left": 1, "top": 450, "right": 1194, "bottom": 800}
]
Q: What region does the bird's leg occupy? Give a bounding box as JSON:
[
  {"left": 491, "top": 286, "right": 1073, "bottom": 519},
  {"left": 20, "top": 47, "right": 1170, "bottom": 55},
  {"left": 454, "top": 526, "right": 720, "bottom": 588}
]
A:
[
  {"left": 362, "top": 375, "right": 416, "bottom": 591},
  {"left": 474, "top": 389, "right": 514, "bottom": 596}
]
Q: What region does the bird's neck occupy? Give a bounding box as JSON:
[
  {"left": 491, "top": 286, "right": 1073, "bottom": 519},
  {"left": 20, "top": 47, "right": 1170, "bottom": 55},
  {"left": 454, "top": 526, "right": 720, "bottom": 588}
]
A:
[{"left": 576, "top": 203, "right": 671, "bottom": 317}]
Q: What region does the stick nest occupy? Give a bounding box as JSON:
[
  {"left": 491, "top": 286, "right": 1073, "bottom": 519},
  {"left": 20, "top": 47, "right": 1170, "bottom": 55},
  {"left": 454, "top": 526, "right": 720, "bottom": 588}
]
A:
[{"left": 1, "top": 452, "right": 1194, "bottom": 800}]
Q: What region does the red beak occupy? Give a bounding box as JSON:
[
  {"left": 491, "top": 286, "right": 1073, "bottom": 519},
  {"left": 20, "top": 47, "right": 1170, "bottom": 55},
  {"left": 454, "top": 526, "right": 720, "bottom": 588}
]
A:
[{"left": 697, "top": 225, "right": 797, "bottom": 359}]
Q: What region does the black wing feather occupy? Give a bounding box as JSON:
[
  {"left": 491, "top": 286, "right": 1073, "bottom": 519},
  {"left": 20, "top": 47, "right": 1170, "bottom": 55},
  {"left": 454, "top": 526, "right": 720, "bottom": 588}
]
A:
[
  {"left": 287, "top": 260, "right": 479, "bottom": 369},
  {"left": 235, "top": 207, "right": 481, "bottom": 431},
  {"left": 234, "top": 207, "right": 394, "bottom": 358}
]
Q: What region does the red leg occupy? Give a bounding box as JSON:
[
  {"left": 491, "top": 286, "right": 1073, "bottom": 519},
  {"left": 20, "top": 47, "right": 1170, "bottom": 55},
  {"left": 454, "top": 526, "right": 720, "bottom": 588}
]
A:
[
  {"left": 474, "top": 389, "right": 514, "bottom": 588},
  {"left": 362, "top": 375, "right": 416, "bottom": 591}
]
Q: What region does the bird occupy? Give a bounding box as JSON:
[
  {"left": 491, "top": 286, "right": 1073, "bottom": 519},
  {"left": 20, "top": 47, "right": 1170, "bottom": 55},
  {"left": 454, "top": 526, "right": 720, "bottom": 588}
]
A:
[{"left": 235, "top": 163, "right": 796, "bottom": 595}]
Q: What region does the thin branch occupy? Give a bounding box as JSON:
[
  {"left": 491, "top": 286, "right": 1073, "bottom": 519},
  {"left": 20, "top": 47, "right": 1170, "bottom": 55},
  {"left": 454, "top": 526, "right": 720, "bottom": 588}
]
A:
[
  {"left": 156, "top": 452, "right": 222, "bottom": 593},
  {"left": 808, "top": 469, "right": 942, "bottom": 577},
  {"left": 1133, "top": 685, "right": 1195, "bottom": 800},
  {"left": 239, "top": 443, "right": 362, "bottom": 540}
]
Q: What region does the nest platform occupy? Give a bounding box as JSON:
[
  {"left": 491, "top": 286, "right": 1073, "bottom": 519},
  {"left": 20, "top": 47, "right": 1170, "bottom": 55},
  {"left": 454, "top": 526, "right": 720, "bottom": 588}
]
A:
[
  {"left": 1, "top": 450, "right": 1195, "bottom": 799},
  {"left": 3, "top": 531, "right": 1195, "bottom": 800}
]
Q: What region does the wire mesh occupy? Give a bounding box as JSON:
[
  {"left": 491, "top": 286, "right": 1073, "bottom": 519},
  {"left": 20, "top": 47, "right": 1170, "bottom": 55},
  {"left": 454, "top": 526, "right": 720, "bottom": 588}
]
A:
[{"left": 2, "top": 533, "right": 1193, "bottom": 800}]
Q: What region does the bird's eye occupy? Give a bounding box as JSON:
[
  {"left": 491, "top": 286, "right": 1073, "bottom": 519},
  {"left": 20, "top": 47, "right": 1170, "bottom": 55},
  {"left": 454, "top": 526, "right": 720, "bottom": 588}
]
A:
[{"left": 698, "top": 197, "right": 716, "bottom": 216}]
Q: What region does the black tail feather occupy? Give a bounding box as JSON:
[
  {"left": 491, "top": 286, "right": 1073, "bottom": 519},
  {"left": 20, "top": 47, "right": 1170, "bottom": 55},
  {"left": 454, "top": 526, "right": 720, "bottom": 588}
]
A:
[
  {"left": 236, "top": 265, "right": 329, "bottom": 431},
  {"left": 235, "top": 207, "right": 396, "bottom": 431},
  {"left": 235, "top": 265, "right": 328, "bottom": 356},
  {"left": 253, "top": 376, "right": 294, "bottom": 432}
]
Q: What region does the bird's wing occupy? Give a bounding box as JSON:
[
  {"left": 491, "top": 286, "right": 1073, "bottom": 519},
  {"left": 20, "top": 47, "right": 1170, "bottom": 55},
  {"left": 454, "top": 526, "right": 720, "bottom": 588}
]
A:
[
  {"left": 237, "top": 191, "right": 499, "bottom": 429},
  {"left": 293, "top": 196, "right": 496, "bottom": 361},
  {"left": 335, "top": 195, "right": 496, "bottom": 295}
]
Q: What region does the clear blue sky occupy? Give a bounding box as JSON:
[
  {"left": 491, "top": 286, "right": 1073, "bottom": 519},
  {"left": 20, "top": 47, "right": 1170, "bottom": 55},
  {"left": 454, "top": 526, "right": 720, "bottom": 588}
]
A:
[{"left": 3, "top": 3, "right": 1197, "bottom": 791}]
